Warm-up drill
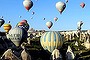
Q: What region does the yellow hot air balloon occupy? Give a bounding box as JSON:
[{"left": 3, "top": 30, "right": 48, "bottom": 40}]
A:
[{"left": 3, "top": 24, "right": 12, "bottom": 33}]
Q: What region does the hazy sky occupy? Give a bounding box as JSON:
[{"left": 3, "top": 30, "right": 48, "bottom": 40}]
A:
[{"left": 0, "top": 0, "right": 89, "bottom": 32}]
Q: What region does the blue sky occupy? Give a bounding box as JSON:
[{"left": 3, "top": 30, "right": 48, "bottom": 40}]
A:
[{"left": 0, "top": 0, "right": 89, "bottom": 32}]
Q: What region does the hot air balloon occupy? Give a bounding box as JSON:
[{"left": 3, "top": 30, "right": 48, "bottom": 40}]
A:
[
  {"left": 40, "top": 31, "right": 64, "bottom": 53},
  {"left": 43, "top": 18, "right": 45, "bottom": 20},
  {"left": 56, "top": 1, "right": 66, "bottom": 14},
  {"left": 30, "top": 17, "right": 33, "bottom": 19},
  {"left": 8, "top": 21, "right": 10, "bottom": 23},
  {"left": 46, "top": 21, "right": 53, "bottom": 29},
  {"left": 32, "top": 11, "right": 35, "bottom": 15},
  {"left": 1, "top": 16, "right": 3, "bottom": 18},
  {"left": 7, "top": 27, "right": 27, "bottom": 47},
  {"left": 19, "top": 16, "right": 22, "bottom": 18},
  {"left": 16, "top": 20, "right": 29, "bottom": 31},
  {"left": 66, "top": 0, "right": 68, "bottom": 3},
  {"left": 0, "top": 19, "right": 5, "bottom": 27},
  {"left": 21, "top": 20, "right": 27, "bottom": 23},
  {"left": 23, "top": 0, "right": 33, "bottom": 11},
  {"left": 77, "top": 21, "right": 83, "bottom": 30},
  {"left": 80, "top": 2, "right": 85, "bottom": 8},
  {"left": 3, "top": 24, "right": 12, "bottom": 33},
  {"left": 54, "top": 17, "right": 58, "bottom": 21},
  {"left": 18, "top": 22, "right": 25, "bottom": 26}
]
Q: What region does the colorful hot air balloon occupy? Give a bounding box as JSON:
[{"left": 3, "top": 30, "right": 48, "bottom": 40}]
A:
[
  {"left": 23, "top": 0, "right": 33, "bottom": 11},
  {"left": 7, "top": 27, "right": 27, "bottom": 47},
  {"left": 0, "top": 19, "right": 5, "bottom": 27},
  {"left": 21, "top": 20, "right": 27, "bottom": 23},
  {"left": 3, "top": 24, "right": 12, "bottom": 33},
  {"left": 56, "top": 1, "right": 66, "bottom": 14},
  {"left": 40, "top": 31, "right": 64, "bottom": 53},
  {"left": 80, "top": 2, "right": 85, "bottom": 8},
  {"left": 46, "top": 21, "right": 53, "bottom": 29},
  {"left": 16, "top": 20, "right": 29, "bottom": 31},
  {"left": 18, "top": 22, "right": 25, "bottom": 26},
  {"left": 54, "top": 17, "right": 58, "bottom": 21}
]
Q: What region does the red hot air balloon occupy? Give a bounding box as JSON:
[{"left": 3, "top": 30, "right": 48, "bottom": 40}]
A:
[
  {"left": 23, "top": 0, "right": 33, "bottom": 11},
  {"left": 80, "top": 2, "right": 85, "bottom": 8}
]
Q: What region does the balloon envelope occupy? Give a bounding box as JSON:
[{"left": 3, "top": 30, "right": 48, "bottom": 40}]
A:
[
  {"left": 23, "top": 0, "right": 33, "bottom": 11},
  {"left": 80, "top": 2, "right": 85, "bottom": 8},
  {"left": 3, "top": 24, "right": 12, "bottom": 33},
  {"left": 40, "top": 31, "right": 63, "bottom": 53},
  {"left": 66, "top": 0, "right": 68, "bottom": 3},
  {"left": 54, "top": 17, "right": 58, "bottom": 21},
  {"left": 7, "top": 27, "right": 27, "bottom": 47},
  {"left": 46, "top": 21, "right": 53, "bottom": 29},
  {"left": 56, "top": 1, "right": 66, "bottom": 14},
  {"left": 0, "top": 19, "right": 5, "bottom": 27},
  {"left": 16, "top": 20, "right": 29, "bottom": 31},
  {"left": 21, "top": 20, "right": 27, "bottom": 23}
]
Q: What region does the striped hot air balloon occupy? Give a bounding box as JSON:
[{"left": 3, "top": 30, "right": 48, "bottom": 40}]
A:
[
  {"left": 3, "top": 24, "right": 12, "bottom": 33},
  {"left": 40, "top": 31, "right": 64, "bottom": 53}
]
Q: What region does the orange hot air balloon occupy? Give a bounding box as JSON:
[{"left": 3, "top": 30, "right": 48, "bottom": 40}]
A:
[
  {"left": 3, "top": 24, "right": 12, "bottom": 33},
  {"left": 80, "top": 2, "right": 85, "bottom": 8},
  {"left": 23, "top": 0, "right": 33, "bottom": 11}
]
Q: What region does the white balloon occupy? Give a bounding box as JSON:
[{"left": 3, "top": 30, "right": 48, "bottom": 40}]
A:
[
  {"left": 56, "top": 1, "right": 66, "bottom": 14},
  {"left": 46, "top": 21, "right": 53, "bottom": 29}
]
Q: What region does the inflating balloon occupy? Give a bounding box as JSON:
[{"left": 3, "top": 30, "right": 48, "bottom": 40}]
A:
[
  {"left": 40, "top": 31, "right": 64, "bottom": 53},
  {"left": 0, "top": 19, "right": 5, "bottom": 27},
  {"left": 23, "top": 0, "right": 33, "bottom": 11},
  {"left": 46, "top": 21, "right": 53, "bottom": 29},
  {"left": 7, "top": 27, "right": 27, "bottom": 47},
  {"left": 56, "top": 1, "right": 66, "bottom": 14},
  {"left": 3, "top": 24, "right": 12, "bottom": 33},
  {"left": 80, "top": 2, "right": 85, "bottom": 8}
]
